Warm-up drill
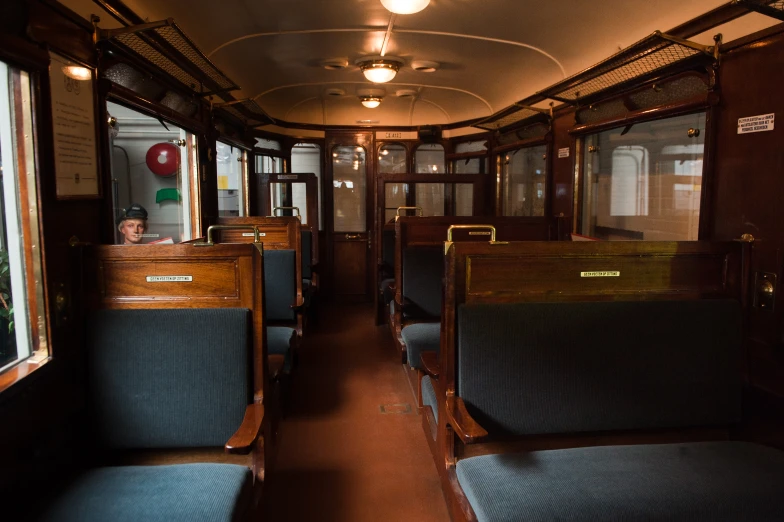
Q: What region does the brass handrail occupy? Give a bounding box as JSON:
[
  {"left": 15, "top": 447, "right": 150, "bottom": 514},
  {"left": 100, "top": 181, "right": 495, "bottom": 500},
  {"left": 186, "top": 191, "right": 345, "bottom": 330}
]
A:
[
  {"left": 444, "top": 225, "right": 508, "bottom": 254},
  {"left": 396, "top": 206, "right": 423, "bottom": 217},
  {"left": 194, "top": 225, "right": 261, "bottom": 246},
  {"left": 271, "top": 206, "right": 301, "bottom": 220}
]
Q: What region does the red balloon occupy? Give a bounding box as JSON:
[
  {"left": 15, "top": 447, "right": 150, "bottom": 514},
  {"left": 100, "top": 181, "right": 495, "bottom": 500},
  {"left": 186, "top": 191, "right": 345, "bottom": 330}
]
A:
[{"left": 145, "top": 142, "right": 180, "bottom": 177}]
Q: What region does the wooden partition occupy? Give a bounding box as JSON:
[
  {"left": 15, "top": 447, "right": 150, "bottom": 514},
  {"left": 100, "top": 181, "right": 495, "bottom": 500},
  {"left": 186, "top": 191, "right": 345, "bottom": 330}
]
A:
[
  {"left": 427, "top": 240, "right": 750, "bottom": 521},
  {"left": 83, "top": 243, "right": 267, "bottom": 401},
  {"left": 81, "top": 242, "right": 270, "bottom": 483},
  {"left": 389, "top": 216, "right": 557, "bottom": 358},
  {"left": 216, "top": 216, "right": 305, "bottom": 334}
]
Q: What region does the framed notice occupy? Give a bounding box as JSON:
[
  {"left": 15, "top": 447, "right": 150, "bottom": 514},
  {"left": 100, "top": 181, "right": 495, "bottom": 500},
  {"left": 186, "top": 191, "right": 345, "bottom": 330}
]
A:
[{"left": 49, "top": 51, "right": 101, "bottom": 198}]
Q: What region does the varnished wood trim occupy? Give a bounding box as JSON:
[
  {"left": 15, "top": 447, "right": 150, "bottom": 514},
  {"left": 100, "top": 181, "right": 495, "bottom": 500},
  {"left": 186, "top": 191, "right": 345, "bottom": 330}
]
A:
[
  {"left": 225, "top": 403, "right": 265, "bottom": 455},
  {"left": 420, "top": 351, "right": 440, "bottom": 378},
  {"left": 445, "top": 395, "right": 489, "bottom": 444}
]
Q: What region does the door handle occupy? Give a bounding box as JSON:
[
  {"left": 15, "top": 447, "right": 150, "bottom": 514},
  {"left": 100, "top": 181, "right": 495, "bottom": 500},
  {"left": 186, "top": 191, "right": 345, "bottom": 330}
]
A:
[{"left": 345, "top": 234, "right": 362, "bottom": 240}]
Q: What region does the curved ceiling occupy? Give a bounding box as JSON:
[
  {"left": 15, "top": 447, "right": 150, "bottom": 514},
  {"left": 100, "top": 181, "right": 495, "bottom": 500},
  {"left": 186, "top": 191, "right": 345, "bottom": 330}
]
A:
[{"left": 63, "top": 0, "right": 779, "bottom": 128}]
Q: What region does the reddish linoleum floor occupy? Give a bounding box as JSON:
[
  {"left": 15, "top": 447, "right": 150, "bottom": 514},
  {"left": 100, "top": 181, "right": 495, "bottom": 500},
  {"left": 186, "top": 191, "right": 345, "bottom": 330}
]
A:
[{"left": 261, "top": 302, "right": 450, "bottom": 522}]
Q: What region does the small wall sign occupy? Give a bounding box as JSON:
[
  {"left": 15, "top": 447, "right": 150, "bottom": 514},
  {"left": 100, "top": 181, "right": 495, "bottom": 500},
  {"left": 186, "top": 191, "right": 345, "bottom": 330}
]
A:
[
  {"left": 558, "top": 147, "right": 570, "bottom": 158},
  {"left": 277, "top": 175, "right": 298, "bottom": 180},
  {"left": 146, "top": 276, "right": 193, "bottom": 282},
  {"left": 580, "top": 271, "right": 620, "bottom": 278},
  {"left": 737, "top": 113, "right": 774, "bottom": 134},
  {"left": 242, "top": 232, "right": 266, "bottom": 237}
]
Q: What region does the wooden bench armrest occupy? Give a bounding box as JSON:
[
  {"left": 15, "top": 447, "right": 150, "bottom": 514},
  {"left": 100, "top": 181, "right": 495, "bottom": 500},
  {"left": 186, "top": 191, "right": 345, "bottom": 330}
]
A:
[
  {"left": 445, "top": 396, "right": 489, "bottom": 444},
  {"left": 420, "top": 351, "right": 440, "bottom": 378},
  {"left": 225, "top": 403, "right": 265, "bottom": 455},
  {"left": 291, "top": 296, "right": 306, "bottom": 312}
]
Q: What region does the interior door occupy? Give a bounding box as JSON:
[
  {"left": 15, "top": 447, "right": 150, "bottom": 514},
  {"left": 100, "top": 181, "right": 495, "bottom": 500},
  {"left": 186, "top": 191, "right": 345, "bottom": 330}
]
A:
[{"left": 328, "top": 135, "right": 373, "bottom": 300}]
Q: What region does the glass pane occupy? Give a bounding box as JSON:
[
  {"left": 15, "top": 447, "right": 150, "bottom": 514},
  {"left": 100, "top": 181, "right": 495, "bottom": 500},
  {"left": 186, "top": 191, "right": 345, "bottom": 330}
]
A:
[
  {"left": 415, "top": 143, "right": 445, "bottom": 173},
  {"left": 0, "top": 63, "right": 47, "bottom": 370},
  {"left": 415, "top": 183, "right": 445, "bottom": 217},
  {"left": 581, "top": 112, "right": 705, "bottom": 240},
  {"left": 108, "top": 101, "right": 196, "bottom": 244},
  {"left": 291, "top": 143, "right": 322, "bottom": 229},
  {"left": 380, "top": 143, "right": 407, "bottom": 222},
  {"left": 502, "top": 145, "right": 547, "bottom": 216},
  {"left": 333, "top": 146, "right": 366, "bottom": 232},
  {"left": 453, "top": 157, "right": 483, "bottom": 174},
  {"left": 455, "top": 184, "right": 474, "bottom": 216},
  {"left": 217, "top": 141, "right": 243, "bottom": 217},
  {"left": 455, "top": 140, "right": 487, "bottom": 153},
  {"left": 256, "top": 154, "right": 283, "bottom": 174},
  {"left": 255, "top": 138, "right": 281, "bottom": 150}
]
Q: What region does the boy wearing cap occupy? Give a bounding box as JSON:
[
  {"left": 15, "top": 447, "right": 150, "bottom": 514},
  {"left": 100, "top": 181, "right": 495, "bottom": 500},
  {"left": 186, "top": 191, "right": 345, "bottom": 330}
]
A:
[{"left": 117, "top": 203, "right": 148, "bottom": 245}]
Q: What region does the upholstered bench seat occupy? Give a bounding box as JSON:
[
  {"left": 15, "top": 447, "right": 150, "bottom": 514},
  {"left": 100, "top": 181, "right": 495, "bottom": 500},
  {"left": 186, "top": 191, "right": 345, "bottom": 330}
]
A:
[
  {"left": 40, "top": 463, "right": 253, "bottom": 522},
  {"left": 401, "top": 322, "right": 440, "bottom": 369},
  {"left": 456, "top": 441, "right": 784, "bottom": 522},
  {"left": 421, "top": 375, "right": 438, "bottom": 423},
  {"left": 267, "top": 326, "right": 295, "bottom": 372}
]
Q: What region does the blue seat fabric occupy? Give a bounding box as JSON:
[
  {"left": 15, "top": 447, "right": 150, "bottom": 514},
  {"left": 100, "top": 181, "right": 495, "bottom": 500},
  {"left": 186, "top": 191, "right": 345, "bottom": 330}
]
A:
[
  {"left": 401, "top": 322, "right": 440, "bottom": 369},
  {"left": 88, "top": 309, "right": 251, "bottom": 449},
  {"left": 267, "top": 326, "right": 295, "bottom": 372},
  {"left": 264, "top": 249, "right": 297, "bottom": 322},
  {"left": 380, "top": 278, "right": 395, "bottom": 304},
  {"left": 456, "top": 442, "right": 784, "bottom": 522},
  {"left": 402, "top": 246, "right": 442, "bottom": 319},
  {"left": 39, "top": 463, "right": 252, "bottom": 522},
  {"left": 457, "top": 300, "right": 743, "bottom": 436},
  {"left": 421, "top": 375, "right": 438, "bottom": 424}
]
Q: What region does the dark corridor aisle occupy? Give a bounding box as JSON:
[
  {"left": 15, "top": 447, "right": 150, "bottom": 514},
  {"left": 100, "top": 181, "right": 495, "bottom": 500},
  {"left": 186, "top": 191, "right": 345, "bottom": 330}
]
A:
[{"left": 261, "top": 303, "right": 450, "bottom": 522}]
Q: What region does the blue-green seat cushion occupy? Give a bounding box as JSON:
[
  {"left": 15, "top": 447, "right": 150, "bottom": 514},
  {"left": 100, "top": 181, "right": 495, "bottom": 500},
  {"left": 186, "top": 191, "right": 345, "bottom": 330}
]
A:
[
  {"left": 39, "top": 463, "right": 252, "bottom": 522},
  {"left": 267, "top": 326, "right": 295, "bottom": 372},
  {"left": 401, "top": 246, "right": 442, "bottom": 320},
  {"left": 401, "top": 322, "right": 440, "bottom": 369},
  {"left": 421, "top": 375, "right": 438, "bottom": 424},
  {"left": 264, "top": 249, "right": 297, "bottom": 322},
  {"left": 456, "top": 442, "right": 784, "bottom": 522}
]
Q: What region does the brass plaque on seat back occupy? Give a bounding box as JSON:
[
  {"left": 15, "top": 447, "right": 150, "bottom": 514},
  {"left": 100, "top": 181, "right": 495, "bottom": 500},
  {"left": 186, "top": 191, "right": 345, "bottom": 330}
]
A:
[{"left": 102, "top": 260, "right": 240, "bottom": 300}]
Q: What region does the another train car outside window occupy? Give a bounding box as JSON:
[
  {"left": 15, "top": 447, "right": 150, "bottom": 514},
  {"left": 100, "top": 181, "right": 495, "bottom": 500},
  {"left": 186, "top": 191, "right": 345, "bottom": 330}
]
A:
[
  {"left": 0, "top": 61, "right": 48, "bottom": 373},
  {"left": 217, "top": 141, "right": 245, "bottom": 217},
  {"left": 291, "top": 143, "right": 322, "bottom": 229},
  {"left": 107, "top": 101, "right": 200, "bottom": 243},
  {"left": 580, "top": 112, "right": 705, "bottom": 240}
]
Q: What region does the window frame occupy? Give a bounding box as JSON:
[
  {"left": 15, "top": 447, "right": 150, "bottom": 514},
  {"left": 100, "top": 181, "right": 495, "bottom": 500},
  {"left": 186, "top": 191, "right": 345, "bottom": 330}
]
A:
[{"left": 0, "top": 59, "right": 50, "bottom": 390}]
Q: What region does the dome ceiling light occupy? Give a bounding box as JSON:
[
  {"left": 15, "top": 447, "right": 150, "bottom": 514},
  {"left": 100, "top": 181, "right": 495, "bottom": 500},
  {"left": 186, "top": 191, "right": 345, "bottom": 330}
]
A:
[
  {"left": 355, "top": 56, "right": 404, "bottom": 83},
  {"left": 360, "top": 96, "right": 383, "bottom": 108},
  {"left": 380, "top": 0, "right": 431, "bottom": 15},
  {"left": 411, "top": 60, "right": 439, "bottom": 73}
]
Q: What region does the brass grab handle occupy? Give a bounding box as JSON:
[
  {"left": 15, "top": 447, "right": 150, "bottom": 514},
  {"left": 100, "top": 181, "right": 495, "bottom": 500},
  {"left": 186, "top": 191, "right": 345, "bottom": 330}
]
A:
[
  {"left": 271, "top": 206, "right": 301, "bottom": 220},
  {"left": 395, "top": 207, "right": 423, "bottom": 220},
  {"left": 194, "top": 225, "right": 261, "bottom": 246},
  {"left": 447, "top": 225, "right": 496, "bottom": 242},
  {"left": 444, "top": 225, "right": 508, "bottom": 254},
  {"left": 345, "top": 234, "right": 362, "bottom": 240}
]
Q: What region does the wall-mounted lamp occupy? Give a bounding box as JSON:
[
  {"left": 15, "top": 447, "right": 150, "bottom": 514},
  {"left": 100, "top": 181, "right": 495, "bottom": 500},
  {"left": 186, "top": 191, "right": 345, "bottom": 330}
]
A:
[
  {"left": 360, "top": 96, "right": 383, "bottom": 108},
  {"left": 62, "top": 65, "right": 91, "bottom": 81},
  {"left": 356, "top": 56, "right": 403, "bottom": 83},
  {"left": 380, "top": 0, "right": 431, "bottom": 14}
]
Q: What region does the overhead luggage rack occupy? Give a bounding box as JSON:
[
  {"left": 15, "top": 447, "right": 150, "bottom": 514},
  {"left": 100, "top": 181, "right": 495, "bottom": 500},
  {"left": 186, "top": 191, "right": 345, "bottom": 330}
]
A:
[
  {"left": 733, "top": 0, "right": 784, "bottom": 21},
  {"left": 105, "top": 19, "right": 239, "bottom": 95},
  {"left": 538, "top": 31, "right": 718, "bottom": 104},
  {"left": 215, "top": 98, "right": 276, "bottom": 126},
  {"left": 473, "top": 106, "right": 548, "bottom": 131}
]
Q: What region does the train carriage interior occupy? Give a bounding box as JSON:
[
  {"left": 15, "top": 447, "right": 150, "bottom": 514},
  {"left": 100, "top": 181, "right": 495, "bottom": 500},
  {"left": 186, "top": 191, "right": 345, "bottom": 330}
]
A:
[{"left": 2, "top": 0, "right": 784, "bottom": 520}]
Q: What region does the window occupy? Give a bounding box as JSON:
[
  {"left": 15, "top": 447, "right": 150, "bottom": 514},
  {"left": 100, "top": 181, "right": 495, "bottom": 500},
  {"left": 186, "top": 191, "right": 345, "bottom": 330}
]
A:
[
  {"left": 332, "top": 146, "right": 366, "bottom": 232},
  {"left": 451, "top": 141, "right": 488, "bottom": 216},
  {"left": 107, "top": 101, "right": 200, "bottom": 244},
  {"left": 291, "top": 143, "right": 322, "bottom": 229},
  {"left": 0, "top": 61, "right": 47, "bottom": 373},
  {"left": 581, "top": 112, "right": 705, "bottom": 240},
  {"left": 501, "top": 144, "right": 547, "bottom": 216},
  {"left": 379, "top": 143, "right": 407, "bottom": 222},
  {"left": 217, "top": 141, "right": 245, "bottom": 217},
  {"left": 415, "top": 144, "right": 445, "bottom": 216}
]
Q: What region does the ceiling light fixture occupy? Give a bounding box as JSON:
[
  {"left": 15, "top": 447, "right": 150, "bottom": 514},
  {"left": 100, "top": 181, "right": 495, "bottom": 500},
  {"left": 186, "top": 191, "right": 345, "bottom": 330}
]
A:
[
  {"left": 360, "top": 96, "right": 382, "bottom": 108},
  {"left": 62, "top": 65, "right": 91, "bottom": 81},
  {"left": 380, "top": 0, "right": 430, "bottom": 15},
  {"left": 356, "top": 56, "right": 403, "bottom": 83}
]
